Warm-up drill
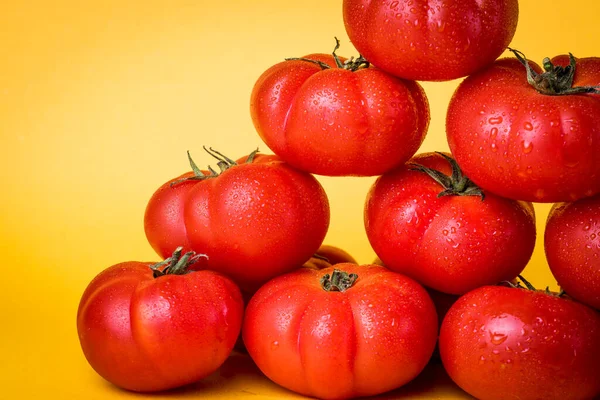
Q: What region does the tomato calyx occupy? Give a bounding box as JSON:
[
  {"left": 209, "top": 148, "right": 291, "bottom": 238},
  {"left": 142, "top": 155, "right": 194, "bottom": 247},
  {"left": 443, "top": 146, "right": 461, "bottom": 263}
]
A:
[
  {"left": 500, "top": 275, "right": 567, "bottom": 298},
  {"left": 508, "top": 48, "right": 600, "bottom": 96},
  {"left": 285, "top": 37, "right": 370, "bottom": 72},
  {"left": 320, "top": 269, "right": 358, "bottom": 292},
  {"left": 170, "top": 147, "right": 259, "bottom": 186},
  {"left": 408, "top": 152, "right": 485, "bottom": 200},
  {"left": 149, "top": 246, "right": 208, "bottom": 278}
]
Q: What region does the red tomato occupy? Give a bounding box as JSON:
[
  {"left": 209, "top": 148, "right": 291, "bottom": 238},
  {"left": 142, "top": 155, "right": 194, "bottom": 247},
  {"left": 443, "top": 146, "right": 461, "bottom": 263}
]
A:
[
  {"left": 439, "top": 283, "right": 600, "bottom": 400},
  {"left": 364, "top": 152, "right": 536, "bottom": 295},
  {"left": 343, "top": 0, "right": 518, "bottom": 81},
  {"left": 77, "top": 249, "right": 244, "bottom": 392},
  {"left": 250, "top": 41, "right": 430, "bottom": 176},
  {"left": 144, "top": 149, "right": 330, "bottom": 293},
  {"left": 447, "top": 50, "right": 600, "bottom": 202},
  {"left": 545, "top": 194, "right": 600, "bottom": 310},
  {"left": 242, "top": 264, "right": 438, "bottom": 399}
]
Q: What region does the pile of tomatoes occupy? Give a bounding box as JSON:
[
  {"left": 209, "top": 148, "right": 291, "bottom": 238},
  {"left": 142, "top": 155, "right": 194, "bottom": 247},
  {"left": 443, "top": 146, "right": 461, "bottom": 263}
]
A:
[{"left": 77, "top": 1, "right": 600, "bottom": 399}]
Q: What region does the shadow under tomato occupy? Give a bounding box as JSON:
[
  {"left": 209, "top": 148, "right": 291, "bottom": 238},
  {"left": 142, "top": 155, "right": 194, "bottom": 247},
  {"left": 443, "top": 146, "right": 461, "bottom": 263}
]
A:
[{"left": 94, "top": 352, "right": 469, "bottom": 399}]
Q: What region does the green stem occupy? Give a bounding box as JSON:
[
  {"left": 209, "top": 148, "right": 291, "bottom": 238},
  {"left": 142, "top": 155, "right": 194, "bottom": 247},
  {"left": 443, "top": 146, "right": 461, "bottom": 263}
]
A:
[
  {"left": 285, "top": 38, "right": 370, "bottom": 72},
  {"left": 408, "top": 152, "right": 485, "bottom": 200},
  {"left": 170, "top": 147, "right": 259, "bottom": 187},
  {"left": 320, "top": 269, "right": 358, "bottom": 292},
  {"left": 508, "top": 48, "right": 600, "bottom": 95},
  {"left": 150, "top": 247, "right": 208, "bottom": 278}
]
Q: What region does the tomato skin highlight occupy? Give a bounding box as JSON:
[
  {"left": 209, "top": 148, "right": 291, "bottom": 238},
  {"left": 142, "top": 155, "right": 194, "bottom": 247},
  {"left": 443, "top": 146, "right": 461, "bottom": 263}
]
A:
[
  {"left": 364, "top": 152, "right": 536, "bottom": 295},
  {"left": 242, "top": 264, "right": 438, "bottom": 399},
  {"left": 250, "top": 54, "right": 430, "bottom": 176},
  {"left": 545, "top": 195, "right": 600, "bottom": 310},
  {"left": 144, "top": 153, "right": 330, "bottom": 293},
  {"left": 447, "top": 56, "right": 600, "bottom": 203},
  {"left": 77, "top": 262, "right": 244, "bottom": 392},
  {"left": 343, "top": 0, "right": 518, "bottom": 81},
  {"left": 439, "top": 285, "right": 600, "bottom": 400}
]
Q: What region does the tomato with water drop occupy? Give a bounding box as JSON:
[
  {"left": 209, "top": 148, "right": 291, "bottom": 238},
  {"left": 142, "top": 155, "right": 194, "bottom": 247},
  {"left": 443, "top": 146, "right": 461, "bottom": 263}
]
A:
[
  {"left": 250, "top": 40, "right": 429, "bottom": 176},
  {"left": 439, "top": 283, "right": 600, "bottom": 400},
  {"left": 364, "top": 152, "right": 536, "bottom": 295},
  {"left": 77, "top": 249, "right": 245, "bottom": 392},
  {"left": 242, "top": 263, "right": 438, "bottom": 399},
  {"left": 343, "top": 0, "right": 519, "bottom": 81},
  {"left": 144, "top": 148, "right": 330, "bottom": 293},
  {"left": 447, "top": 50, "right": 600, "bottom": 202},
  {"left": 545, "top": 194, "right": 600, "bottom": 310}
]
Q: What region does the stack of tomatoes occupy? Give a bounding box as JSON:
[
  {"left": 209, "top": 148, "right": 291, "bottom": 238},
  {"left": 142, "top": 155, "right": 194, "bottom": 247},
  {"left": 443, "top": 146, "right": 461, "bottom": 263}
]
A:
[{"left": 77, "top": 1, "right": 600, "bottom": 399}]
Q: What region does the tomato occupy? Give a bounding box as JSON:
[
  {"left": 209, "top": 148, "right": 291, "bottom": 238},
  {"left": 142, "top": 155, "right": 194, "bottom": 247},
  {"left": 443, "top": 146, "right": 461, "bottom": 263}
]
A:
[
  {"left": 545, "top": 194, "right": 600, "bottom": 310},
  {"left": 364, "top": 152, "right": 536, "bottom": 295},
  {"left": 242, "top": 264, "right": 438, "bottom": 399},
  {"left": 76, "top": 249, "right": 244, "bottom": 392},
  {"left": 250, "top": 40, "right": 430, "bottom": 176},
  {"left": 144, "top": 148, "right": 330, "bottom": 293},
  {"left": 439, "top": 283, "right": 600, "bottom": 400},
  {"left": 303, "top": 244, "right": 358, "bottom": 270},
  {"left": 447, "top": 50, "right": 600, "bottom": 202},
  {"left": 343, "top": 0, "right": 518, "bottom": 81}
]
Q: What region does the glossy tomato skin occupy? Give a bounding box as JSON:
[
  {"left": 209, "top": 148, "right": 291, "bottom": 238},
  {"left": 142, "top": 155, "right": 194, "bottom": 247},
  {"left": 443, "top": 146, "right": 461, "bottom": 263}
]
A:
[
  {"left": 439, "top": 286, "right": 600, "bottom": 400},
  {"left": 144, "top": 171, "right": 199, "bottom": 260},
  {"left": 364, "top": 152, "right": 536, "bottom": 295},
  {"left": 250, "top": 54, "right": 429, "bottom": 176},
  {"left": 343, "top": 0, "right": 518, "bottom": 81},
  {"left": 77, "top": 262, "right": 244, "bottom": 392},
  {"left": 447, "top": 56, "right": 600, "bottom": 202},
  {"left": 242, "top": 264, "right": 438, "bottom": 399},
  {"left": 545, "top": 195, "right": 600, "bottom": 309},
  {"left": 145, "top": 153, "right": 330, "bottom": 293}
]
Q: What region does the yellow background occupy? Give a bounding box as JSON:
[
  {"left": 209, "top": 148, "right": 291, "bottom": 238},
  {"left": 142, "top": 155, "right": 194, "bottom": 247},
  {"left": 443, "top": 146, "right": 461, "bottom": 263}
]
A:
[{"left": 1, "top": 0, "right": 598, "bottom": 398}]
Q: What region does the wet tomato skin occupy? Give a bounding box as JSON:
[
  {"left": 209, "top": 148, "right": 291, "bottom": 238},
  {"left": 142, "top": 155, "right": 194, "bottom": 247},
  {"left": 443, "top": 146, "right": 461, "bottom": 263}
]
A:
[
  {"left": 343, "top": 0, "right": 519, "bottom": 81},
  {"left": 545, "top": 195, "right": 600, "bottom": 310},
  {"left": 439, "top": 285, "right": 600, "bottom": 400},
  {"left": 364, "top": 152, "right": 536, "bottom": 295},
  {"left": 250, "top": 54, "right": 430, "bottom": 176},
  {"left": 447, "top": 56, "right": 600, "bottom": 203},
  {"left": 242, "top": 264, "right": 439, "bottom": 399}
]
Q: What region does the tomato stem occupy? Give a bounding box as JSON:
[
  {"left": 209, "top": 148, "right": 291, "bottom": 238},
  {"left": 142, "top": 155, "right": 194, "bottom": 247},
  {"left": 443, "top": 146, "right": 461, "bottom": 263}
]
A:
[
  {"left": 320, "top": 269, "right": 358, "bottom": 292},
  {"left": 284, "top": 38, "right": 370, "bottom": 72},
  {"left": 408, "top": 153, "right": 485, "bottom": 200},
  {"left": 170, "top": 147, "right": 259, "bottom": 186},
  {"left": 150, "top": 247, "right": 208, "bottom": 278},
  {"left": 508, "top": 48, "right": 600, "bottom": 95},
  {"left": 517, "top": 274, "right": 537, "bottom": 291}
]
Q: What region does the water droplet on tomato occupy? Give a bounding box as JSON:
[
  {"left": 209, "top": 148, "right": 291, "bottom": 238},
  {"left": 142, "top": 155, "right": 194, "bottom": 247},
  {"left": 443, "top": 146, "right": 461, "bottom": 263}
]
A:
[
  {"left": 489, "top": 117, "right": 503, "bottom": 125},
  {"left": 490, "top": 332, "right": 508, "bottom": 345},
  {"left": 271, "top": 341, "right": 279, "bottom": 350},
  {"left": 524, "top": 122, "right": 534, "bottom": 131},
  {"left": 522, "top": 141, "right": 533, "bottom": 153},
  {"left": 583, "top": 225, "right": 591, "bottom": 231},
  {"left": 490, "top": 127, "right": 498, "bottom": 138}
]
